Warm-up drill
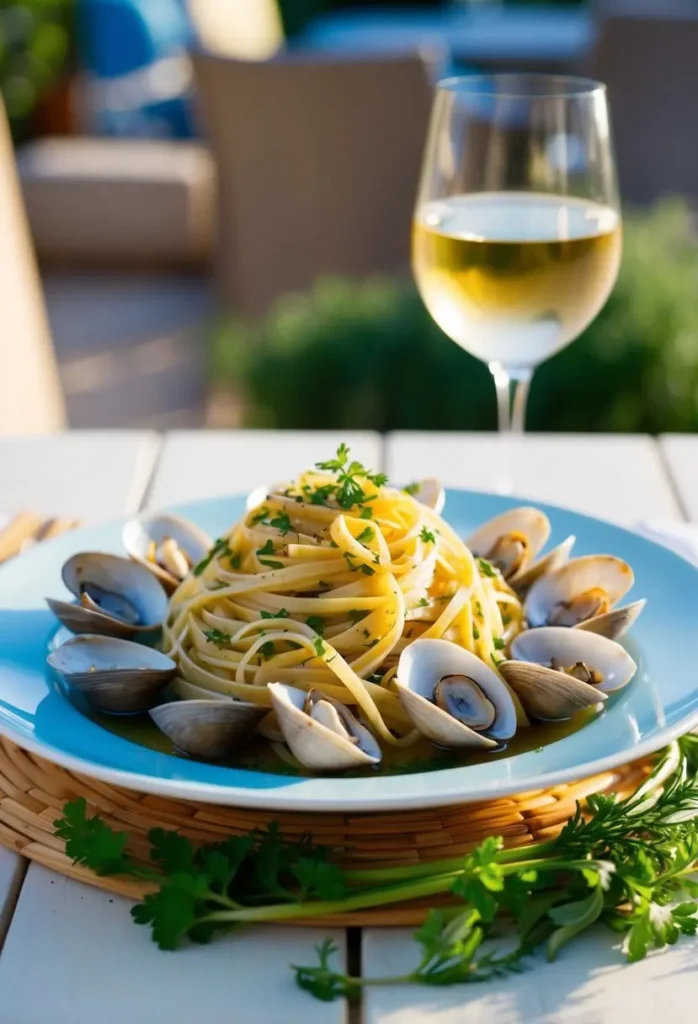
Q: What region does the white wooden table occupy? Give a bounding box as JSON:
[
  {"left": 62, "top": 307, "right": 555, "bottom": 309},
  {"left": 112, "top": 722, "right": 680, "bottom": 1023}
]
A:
[{"left": 0, "top": 429, "right": 696, "bottom": 1024}]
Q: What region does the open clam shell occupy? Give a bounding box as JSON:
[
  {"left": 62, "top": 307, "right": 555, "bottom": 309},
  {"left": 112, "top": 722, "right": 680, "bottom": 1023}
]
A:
[
  {"left": 395, "top": 638, "right": 517, "bottom": 749},
  {"left": 467, "top": 508, "right": 551, "bottom": 580},
  {"left": 500, "top": 626, "right": 636, "bottom": 721},
  {"left": 48, "top": 552, "right": 169, "bottom": 639},
  {"left": 524, "top": 554, "right": 640, "bottom": 639},
  {"left": 511, "top": 535, "right": 576, "bottom": 593},
  {"left": 47, "top": 634, "right": 176, "bottom": 713},
  {"left": 268, "top": 684, "right": 381, "bottom": 771},
  {"left": 123, "top": 513, "right": 211, "bottom": 593},
  {"left": 150, "top": 699, "right": 265, "bottom": 760}
]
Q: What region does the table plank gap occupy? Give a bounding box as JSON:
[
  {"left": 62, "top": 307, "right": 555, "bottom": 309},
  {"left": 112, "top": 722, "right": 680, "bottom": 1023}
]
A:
[
  {"left": 0, "top": 849, "right": 26, "bottom": 953},
  {"left": 659, "top": 435, "right": 698, "bottom": 521}
]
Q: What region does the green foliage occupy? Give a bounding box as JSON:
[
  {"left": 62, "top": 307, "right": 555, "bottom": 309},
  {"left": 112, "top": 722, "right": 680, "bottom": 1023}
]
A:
[
  {"left": 0, "top": 1, "right": 72, "bottom": 138},
  {"left": 212, "top": 200, "right": 698, "bottom": 434}
]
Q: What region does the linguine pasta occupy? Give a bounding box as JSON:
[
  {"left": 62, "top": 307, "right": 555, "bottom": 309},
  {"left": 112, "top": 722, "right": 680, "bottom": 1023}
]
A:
[{"left": 164, "top": 455, "right": 528, "bottom": 746}]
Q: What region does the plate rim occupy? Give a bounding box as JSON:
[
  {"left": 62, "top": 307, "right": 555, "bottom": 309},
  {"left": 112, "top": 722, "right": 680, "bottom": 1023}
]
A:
[{"left": 1, "top": 487, "right": 697, "bottom": 811}]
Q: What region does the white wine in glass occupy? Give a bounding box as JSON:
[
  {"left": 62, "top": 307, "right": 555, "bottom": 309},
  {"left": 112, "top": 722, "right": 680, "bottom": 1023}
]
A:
[{"left": 412, "top": 76, "right": 621, "bottom": 432}]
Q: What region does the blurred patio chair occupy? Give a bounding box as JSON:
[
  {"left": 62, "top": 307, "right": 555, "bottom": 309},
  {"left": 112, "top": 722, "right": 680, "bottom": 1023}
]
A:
[
  {"left": 0, "top": 101, "right": 65, "bottom": 434},
  {"left": 193, "top": 51, "right": 434, "bottom": 316},
  {"left": 591, "top": 8, "right": 698, "bottom": 204}
]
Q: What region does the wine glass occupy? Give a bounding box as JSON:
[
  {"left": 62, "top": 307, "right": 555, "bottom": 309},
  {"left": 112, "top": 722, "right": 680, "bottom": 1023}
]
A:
[{"left": 412, "top": 74, "right": 621, "bottom": 433}]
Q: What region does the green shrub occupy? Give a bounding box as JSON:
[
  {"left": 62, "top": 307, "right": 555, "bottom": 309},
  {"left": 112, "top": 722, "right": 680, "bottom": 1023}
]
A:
[
  {"left": 0, "top": 1, "right": 72, "bottom": 140},
  {"left": 212, "top": 200, "right": 698, "bottom": 433}
]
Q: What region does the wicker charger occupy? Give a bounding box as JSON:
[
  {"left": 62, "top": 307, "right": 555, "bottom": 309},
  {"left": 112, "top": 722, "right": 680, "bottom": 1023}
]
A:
[{"left": 0, "top": 514, "right": 654, "bottom": 926}]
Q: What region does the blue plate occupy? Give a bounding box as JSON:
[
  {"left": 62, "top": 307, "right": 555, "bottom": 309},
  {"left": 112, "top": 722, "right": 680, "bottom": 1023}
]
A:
[{"left": 0, "top": 491, "right": 696, "bottom": 811}]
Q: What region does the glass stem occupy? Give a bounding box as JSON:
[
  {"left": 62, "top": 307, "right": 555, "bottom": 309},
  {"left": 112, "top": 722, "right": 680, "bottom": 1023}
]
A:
[{"left": 489, "top": 363, "right": 533, "bottom": 434}]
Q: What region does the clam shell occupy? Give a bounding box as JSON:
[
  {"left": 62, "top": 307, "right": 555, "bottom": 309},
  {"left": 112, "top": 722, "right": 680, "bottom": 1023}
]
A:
[
  {"left": 499, "top": 660, "right": 606, "bottom": 720},
  {"left": 52, "top": 552, "right": 168, "bottom": 639},
  {"left": 574, "top": 599, "right": 647, "bottom": 641},
  {"left": 511, "top": 535, "right": 576, "bottom": 593},
  {"left": 47, "top": 634, "right": 176, "bottom": 713},
  {"left": 395, "top": 638, "right": 517, "bottom": 748},
  {"left": 150, "top": 699, "right": 264, "bottom": 760},
  {"left": 123, "top": 513, "right": 212, "bottom": 593},
  {"left": 467, "top": 508, "right": 551, "bottom": 579},
  {"left": 411, "top": 478, "right": 445, "bottom": 514},
  {"left": 510, "top": 626, "right": 637, "bottom": 695},
  {"left": 268, "top": 683, "right": 381, "bottom": 771},
  {"left": 525, "top": 555, "right": 634, "bottom": 629}
]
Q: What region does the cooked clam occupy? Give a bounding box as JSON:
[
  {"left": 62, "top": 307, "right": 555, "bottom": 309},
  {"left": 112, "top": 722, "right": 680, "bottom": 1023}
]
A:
[
  {"left": 511, "top": 535, "right": 576, "bottom": 593},
  {"left": 395, "top": 638, "right": 517, "bottom": 749},
  {"left": 150, "top": 699, "right": 265, "bottom": 760},
  {"left": 123, "top": 513, "right": 211, "bottom": 593},
  {"left": 499, "top": 626, "right": 636, "bottom": 720},
  {"left": 47, "top": 634, "right": 176, "bottom": 713},
  {"left": 467, "top": 508, "right": 551, "bottom": 580},
  {"left": 525, "top": 554, "right": 644, "bottom": 640},
  {"left": 47, "top": 552, "right": 168, "bottom": 640},
  {"left": 268, "top": 684, "right": 381, "bottom": 771}
]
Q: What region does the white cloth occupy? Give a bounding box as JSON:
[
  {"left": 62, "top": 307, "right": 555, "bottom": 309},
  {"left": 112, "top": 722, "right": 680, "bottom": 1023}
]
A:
[{"left": 636, "top": 520, "right": 698, "bottom": 566}]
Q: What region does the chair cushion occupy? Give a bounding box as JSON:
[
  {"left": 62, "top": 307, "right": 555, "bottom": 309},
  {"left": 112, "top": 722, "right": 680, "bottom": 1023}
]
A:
[{"left": 17, "top": 138, "right": 215, "bottom": 267}]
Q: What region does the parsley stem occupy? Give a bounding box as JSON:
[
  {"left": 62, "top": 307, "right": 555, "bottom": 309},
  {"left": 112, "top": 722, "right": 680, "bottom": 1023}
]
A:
[{"left": 202, "top": 872, "right": 462, "bottom": 924}]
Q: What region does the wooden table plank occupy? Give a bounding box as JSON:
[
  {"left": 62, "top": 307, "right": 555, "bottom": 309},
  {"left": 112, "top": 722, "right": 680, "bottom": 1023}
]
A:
[
  {"left": 361, "top": 927, "right": 698, "bottom": 1024},
  {"left": 386, "top": 433, "right": 680, "bottom": 524},
  {"left": 147, "top": 429, "right": 382, "bottom": 508},
  {"left": 659, "top": 435, "right": 698, "bottom": 521},
  {"left": 0, "top": 866, "right": 346, "bottom": 1024},
  {"left": 0, "top": 848, "right": 24, "bottom": 950},
  {"left": 0, "top": 430, "right": 160, "bottom": 521},
  {"left": 364, "top": 432, "right": 686, "bottom": 1024}
]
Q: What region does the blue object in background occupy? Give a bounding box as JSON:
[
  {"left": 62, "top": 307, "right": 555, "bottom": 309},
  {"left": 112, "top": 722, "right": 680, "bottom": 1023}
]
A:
[{"left": 77, "top": 0, "right": 196, "bottom": 137}]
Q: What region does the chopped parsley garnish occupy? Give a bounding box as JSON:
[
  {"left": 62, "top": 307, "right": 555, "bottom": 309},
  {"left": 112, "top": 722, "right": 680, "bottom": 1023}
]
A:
[
  {"left": 419, "top": 527, "right": 436, "bottom": 544},
  {"left": 356, "top": 526, "right": 374, "bottom": 544},
  {"left": 306, "top": 616, "right": 325, "bottom": 636},
  {"left": 315, "top": 444, "right": 388, "bottom": 509},
  {"left": 365, "top": 638, "right": 379, "bottom": 649},
  {"left": 313, "top": 638, "right": 326, "bottom": 658},
  {"left": 491, "top": 653, "right": 505, "bottom": 667},
  {"left": 477, "top": 558, "right": 497, "bottom": 578},
  {"left": 203, "top": 628, "right": 232, "bottom": 645},
  {"left": 360, "top": 565, "right": 375, "bottom": 577},
  {"left": 348, "top": 609, "right": 366, "bottom": 624},
  {"left": 362, "top": 629, "right": 370, "bottom": 638},
  {"left": 194, "top": 538, "right": 231, "bottom": 576},
  {"left": 261, "top": 608, "right": 289, "bottom": 620},
  {"left": 259, "top": 641, "right": 276, "bottom": 660},
  {"left": 256, "top": 539, "right": 285, "bottom": 570},
  {"left": 269, "top": 512, "right": 292, "bottom": 535},
  {"left": 475, "top": 601, "right": 482, "bottom": 617},
  {"left": 472, "top": 626, "right": 480, "bottom": 640},
  {"left": 358, "top": 507, "right": 373, "bottom": 520},
  {"left": 307, "top": 484, "right": 336, "bottom": 506},
  {"left": 493, "top": 636, "right": 505, "bottom": 650},
  {"left": 418, "top": 597, "right": 429, "bottom": 607},
  {"left": 250, "top": 506, "right": 270, "bottom": 525},
  {"left": 229, "top": 553, "right": 241, "bottom": 570},
  {"left": 402, "top": 482, "right": 420, "bottom": 496}
]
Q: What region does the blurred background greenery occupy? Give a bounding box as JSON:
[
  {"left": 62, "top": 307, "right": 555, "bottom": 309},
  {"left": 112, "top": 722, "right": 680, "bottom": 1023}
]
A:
[
  {"left": 213, "top": 200, "right": 698, "bottom": 434},
  {"left": 0, "top": 0, "right": 73, "bottom": 140}
]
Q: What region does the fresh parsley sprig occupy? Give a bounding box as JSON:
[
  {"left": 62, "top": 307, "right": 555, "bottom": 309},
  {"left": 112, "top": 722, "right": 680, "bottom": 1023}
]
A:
[
  {"left": 314, "top": 445, "right": 388, "bottom": 510},
  {"left": 54, "top": 737, "right": 698, "bottom": 1002}
]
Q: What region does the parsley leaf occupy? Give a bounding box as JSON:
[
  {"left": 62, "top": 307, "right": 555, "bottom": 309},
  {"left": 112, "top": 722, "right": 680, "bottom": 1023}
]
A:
[
  {"left": 250, "top": 506, "right": 269, "bottom": 525},
  {"left": 269, "top": 512, "right": 293, "bottom": 535},
  {"left": 358, "top": 506, "right": 373, "bottom": 520},
  {"left": 229, "top": 553, "right": 241, "bottom": 570},
  {"left": 313, "top": 638, "right": 326, "bottom": 658},
  {"left": 418, "top": 598, "right": 429, "bottom": 607},
  {"left": 259, "top": 640, "right": 276, "bottom": 660},
  {"left": 257, "top": 538, "right": 284, "bottom": 570},
  {"left": 402, "top": 482, "right": 420, "bottom": 496},
  {"left": 420, "top": 527, "right": 436, "bottom": 544},
  {"left": 360, "top": 565, "right": 375, "bottom": 576},
  {"left": 356, "top": 526, "right": 373, "bottom": 544},
  {"left": 194, "top": 538, "right": 231, "bottom": 576},
  {"left": 261, "top": 608, "right": 289, "bottom": 619},
  {"left": 306, "top": 616, "right": 325, "bottom": 636},
  {"left": 203, "top": 628, "right": 232, "bottom": 646},
  {"left": 477, "top": 558, "right": 497, "bottom": 578},
  {"left": 493, "top": 637, "right": 505, "bottom": 650},
  {"left": 348, "top": 609, "right": 366, "bottom": 623}
]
